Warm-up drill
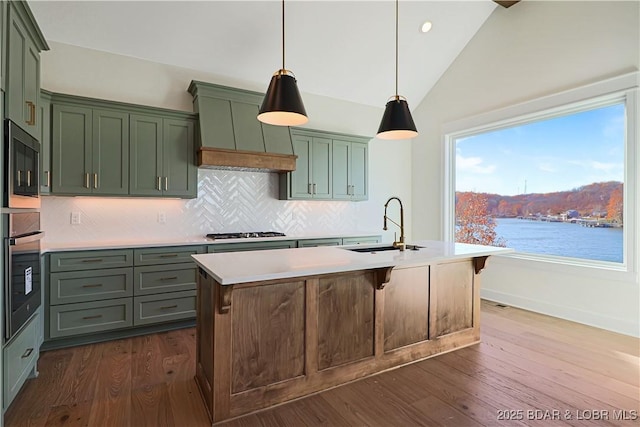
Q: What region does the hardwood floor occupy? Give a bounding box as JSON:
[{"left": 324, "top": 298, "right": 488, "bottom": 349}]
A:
[{"left": 5, "top": 301, "right": 639, "bottom": 426}]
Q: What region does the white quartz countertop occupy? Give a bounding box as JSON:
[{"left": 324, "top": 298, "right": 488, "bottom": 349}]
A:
[
  {"left": 41, "top": 232, "right": 380, "bottom": 253},
  {"left": 192, "top": 240, "right": 513, "bottom": 285}
]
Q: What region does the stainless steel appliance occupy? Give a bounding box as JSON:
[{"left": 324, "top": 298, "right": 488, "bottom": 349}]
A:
[
  {"left": 206, "top": 231, "right": 286, "bottom": 240},
  {"left": 4, "top": 119, "right": 41, "bottom": 209},
  {"left": 3, "top": 212, "right": 43, "bottom": 341}
]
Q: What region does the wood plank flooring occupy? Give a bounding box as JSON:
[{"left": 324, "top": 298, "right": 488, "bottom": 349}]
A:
[{"left": 5, "top": 301, "right": 639, "bottom": 426}]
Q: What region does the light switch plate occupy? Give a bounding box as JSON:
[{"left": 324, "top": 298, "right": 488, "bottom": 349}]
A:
[{"left": 71, "top": 212, "right": 81, "bottom": 225}]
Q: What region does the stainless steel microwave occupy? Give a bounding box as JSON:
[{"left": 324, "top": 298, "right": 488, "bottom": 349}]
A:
[{"left": 4, "top": 119, "right": 41, "bottom": 209}]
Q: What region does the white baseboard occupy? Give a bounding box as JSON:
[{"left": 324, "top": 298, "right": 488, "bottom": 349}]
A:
[{"left": 481, "top": 288, "right": 640, "bottom": 338}]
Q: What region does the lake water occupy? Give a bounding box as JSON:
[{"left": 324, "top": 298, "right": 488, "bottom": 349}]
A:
[{"left": 494, "top": 218, "right": 623, "bottom": 263}]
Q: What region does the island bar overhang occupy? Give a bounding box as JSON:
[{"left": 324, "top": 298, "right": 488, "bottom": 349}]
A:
[{"left": 192, "top": 242, "right": 511, "bottom": 424}]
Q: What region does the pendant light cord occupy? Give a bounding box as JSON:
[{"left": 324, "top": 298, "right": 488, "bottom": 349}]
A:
[
  {"left": 395, "top": 0, "right": 399, "bottom": 98},
  {"left": 282, "top": 0, "right": 286, "bottom": 72}
]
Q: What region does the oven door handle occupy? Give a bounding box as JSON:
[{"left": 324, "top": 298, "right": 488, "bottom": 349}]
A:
[{"left": 9, "top": 231, "right": 45, "bottom": 246}]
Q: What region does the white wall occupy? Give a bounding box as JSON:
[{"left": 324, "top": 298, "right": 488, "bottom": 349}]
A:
[
  {"left": 40, "top": 42, "right": 412, "bottom": 245},
  {"left": 411, "top": 1, "right": 640, "bottom": 336}
]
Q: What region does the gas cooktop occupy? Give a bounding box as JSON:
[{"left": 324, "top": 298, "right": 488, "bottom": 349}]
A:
[{"left": 206, "top": 232, "right": 286, "bottom": 240}]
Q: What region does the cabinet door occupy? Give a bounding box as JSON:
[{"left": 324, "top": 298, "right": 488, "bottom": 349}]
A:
[
  {"left": 23, "top": 37, "right": 41, "bottom": 139},
  {"left": 39, "top": 93, "right": 51, "bottom": 194},
  {"left": 6, "top": 8, "right": 29, "bottom": 131},
  {"left": 231, "top": 101, "right": 265, "bottom": 152},
  {"left": 311, "top": 137, "right": 332, "bottom": 198},
  {"left": 162, "top": 118, "right": 197, "bottom": 198},
  {"left": 290, "top": 135, "right": 313, "bottom": 199},
  {"left": 51, "top": 104, "right": 92, "bottom": 194},
  {"left": 129, "top": 115, "right": 163, "bottom": 196},
  {"left": 350, "top": 142, "right": 368, "bottom": 200},
  {"left": 92, "top": 110, "right": 129, "bottom": 195},
  {"left": 429, "top": 261, "right": 474, "bottom": 338},
  {"left": 331, "top": 139, "right": 351, "bottom": 200}
]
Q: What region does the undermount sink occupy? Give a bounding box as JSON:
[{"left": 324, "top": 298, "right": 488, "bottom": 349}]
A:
[{"left": 345, "top": 244, "right": 423, "bottom": 253}]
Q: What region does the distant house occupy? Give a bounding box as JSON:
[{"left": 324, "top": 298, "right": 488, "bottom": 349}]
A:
[{"left": 566, "top": 210, "right": 580, "bottom": 219}]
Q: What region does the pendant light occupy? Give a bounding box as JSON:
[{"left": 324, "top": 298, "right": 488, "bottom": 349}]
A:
[
  {"left": 377, "top": 0, "right": 418, "bottom": 140},
  {"left": 258, "top": 0, "right": 308, "bottom": 127}
]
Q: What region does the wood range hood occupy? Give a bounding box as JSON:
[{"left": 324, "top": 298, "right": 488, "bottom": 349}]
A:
[
  {"left": 197, "top": 147, "right": 297, "bottom": 173},
  {"left": 188, "top": 80, "right": 298, "bottom": 173}
]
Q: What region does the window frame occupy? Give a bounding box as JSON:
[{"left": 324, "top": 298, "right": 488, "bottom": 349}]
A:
[{"left": 442, "top": 73, "right": 638, "bottom": 276}]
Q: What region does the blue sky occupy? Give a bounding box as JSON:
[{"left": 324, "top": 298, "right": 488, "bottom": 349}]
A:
[{"left": 456, "top": 103, "right": 625, "bottom": 196}]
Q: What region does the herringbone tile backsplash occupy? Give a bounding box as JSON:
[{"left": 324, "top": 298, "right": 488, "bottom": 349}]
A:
[{"left": 41, "top": 169, "right": 377, "bottom": 243}]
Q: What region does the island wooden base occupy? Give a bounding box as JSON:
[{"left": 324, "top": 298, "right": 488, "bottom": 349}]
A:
[{"left": 195, "top": 258, "right": 484, "bottom": 424}]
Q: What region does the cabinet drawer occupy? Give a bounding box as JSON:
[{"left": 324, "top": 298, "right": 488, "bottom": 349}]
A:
[
  {"left": 297, "top": 238, "right": 343, "bottom": 247},
  {"left": 342, "top": 236, "right": 381, "bottom": 245},
  {"left": 50, "top": 298, "right": 132, "bottom": 338},
  {"left": 49, "top": 250, "right": 134, "bottom": 272},
  {"left": 49, "top": 268, "right": 133, "bottom": 305},
  {"left": 133, "top": 291, "right": 196, "bottom": 326},
  {"left": 133, "top": 246, "right": 205, "bottom": 266},
  {"left": 134, "top": 263, "right": 196, "bottom": 296},
  {"left": 4, "top": 312, "right": 39, "bottom": 409}
]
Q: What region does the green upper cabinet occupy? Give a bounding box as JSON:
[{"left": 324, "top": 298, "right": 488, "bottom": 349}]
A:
[
  {"left": 130, "top": 115, "right": 196, "bottom": 198},
  {"left": 280, "top": 129, "right": 369, "bottom": 201},
  {"left": 187, "top": 81, "right": 294, "bottom": 155},
  {"left": 5, "top": 1, "right": 49, "bottom": 140},
  {"left": 1, "top": 0, "right": 5, "bottom": 90},
  {"left": 47, "top": 92, "right": 197, "bottom": 198},
  {"left": 39, "top": 90, "right": 52, "bottom": 194},
  {"left": 51, "top": 104, "right": 129, "bottom": 195},
  {"left": 332, "top": 139, "right": 368, "bottom": 201}
]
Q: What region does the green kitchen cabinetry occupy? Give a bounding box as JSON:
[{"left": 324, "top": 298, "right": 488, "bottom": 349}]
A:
[
  {"left": 280, "top": 128, "right": 370, "bottom": 201},
  {"left": 207, "top": 240, "right": 297, "bottom": 253},
  {"left": 44, "top": 245, "right": 205, "bottom": 348},
  {"left": 332, "top": 138, "right": 368, "bottom": 201},
  {"left": 5, "top": 0, "right": 48, "bottom": 139},
  {"left": 297, "top": 238, "right": 343, "bottom": 248},
  {"left": 129, "top": 115, "right": 196, "bottom": 198},
  {"left": 3, "top": 311, "right": 39, "bottom": 411},
  {"left": 341, "top": 236, "right": 381, "bottom": 245},
  {"left": 51, "top": 104, "right": 130, "bottom": 195},
  {"left": 187, "top": 80, "right": 294, "bottom": 155},
  {"left": 39, "top": 90, "right": 51, "bottom": 193}
]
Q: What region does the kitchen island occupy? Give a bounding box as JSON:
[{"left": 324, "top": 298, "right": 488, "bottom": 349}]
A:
[{"left": 192, "top": 241, "right": 511, "bottom": 424}]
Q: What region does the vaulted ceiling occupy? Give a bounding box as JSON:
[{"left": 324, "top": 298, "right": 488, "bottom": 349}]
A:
[{"left": 30, "top": 1, "right": 500, "bottom": 108}]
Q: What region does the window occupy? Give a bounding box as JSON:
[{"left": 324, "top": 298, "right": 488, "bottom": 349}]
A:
[{"left": 444, "top": 74, "right": 637, "bottom": 270}]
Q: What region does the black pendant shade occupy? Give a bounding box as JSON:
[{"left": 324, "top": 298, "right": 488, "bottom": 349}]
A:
[
  {"left": 377, "top": 98, "right": 418, "bottom": 140},
  {"left": 377, "top": 0, "right": 418, "bottom": 140},
  {"left": 258, "top": 71, "right": 308, "bottom": 126}
]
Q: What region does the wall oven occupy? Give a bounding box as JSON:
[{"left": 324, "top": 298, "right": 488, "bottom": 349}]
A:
[
  {"left": 4, "top": 119, "right": 41, "bottom": 209},
  {"left": 3, "top": 212, "right": 43, "bottom": 341}
]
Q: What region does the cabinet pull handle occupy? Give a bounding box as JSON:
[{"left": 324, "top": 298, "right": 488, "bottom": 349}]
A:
[
  {"left": 21, "top": 348, "right": 34, "bottom": 358},
  {"left": 82, "top": 315, "right": 103, "bottom": 320},
  {"left": 308, "top": 183, "right": 312, "bottom": 195},
  {"left": 94, "top": 173, "right": 98, "bottom": 189},
  {"left": 159, "top": 276, "right": 178, "bottom": 281},
  {"left": 85, "top": 173, "right": 90, "bottom": 188},
  {"left": 159, "top": 254, "right": 178, "bottom": 258},
  {"left": 313, "top": 183, "right": 317, "bottom": 194},
  {"left": 27, "top": 170, "right": 32, "bottom": 187},
  {"left": 157, "top": 176, "right": 161, "bottom": 191},
  {"left": 82, "top": 283, "right": 103, "bottom": 288},
  {"left": 81, "top": 258, "right": 103, "bottom": 263},
  {"left": 17, "top": 170, "right": 22, "bottom": 185},
  {"left": 25, "top": 101, "right": 36, "bottom": 126},
  {"left": 159, "top": 305, "right": 178, "bottom": 310},
  {"left": 164, "top": 176, "right": 168, "bottom": 191},
  {"left": 45, "top": 171, "right": 51, "bottom": 187}
]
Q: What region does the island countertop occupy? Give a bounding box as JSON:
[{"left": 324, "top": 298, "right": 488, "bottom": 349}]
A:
[{"left": 192, "top": 240, "right": 513, "bottom": 285}]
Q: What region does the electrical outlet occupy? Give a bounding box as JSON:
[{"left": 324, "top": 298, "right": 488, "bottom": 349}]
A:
[
  {"left": 71, "top": 212, "right": 81, "bottom": 225},
  {"left": 158, "top": 212, "right": 166, "bottom": 224}
]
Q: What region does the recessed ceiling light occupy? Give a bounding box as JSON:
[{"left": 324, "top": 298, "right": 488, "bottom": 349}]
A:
[{"left": 420, "top": 21, "right": 433, "bottom": 33}]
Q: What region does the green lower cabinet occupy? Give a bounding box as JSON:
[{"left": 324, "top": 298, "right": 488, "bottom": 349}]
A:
[
  {"left": 49, "top": 298, "right": 133, "bottom": 339},
  {"left": 208, "top": 241, "right": 298, "bottom": 253},
  {"left": 49, "top": 249, "right": 133, "bottom": 272},
  {"left": 134, "top": 263, "right": 197, "bottom": 296},
  {"left": 133, "top": 245, "right": 204, "bottom": 266},
  {"left": 342, "top": 236, "right": 381, "bottom": 245},
  {"left": 133, "top": 290, "right": 196, "bottom": 326},
  {"left": 3, "top": 311, "right": 39, "bottom": 411},
  {"left": 49, "top": 268, "right": 133, "bottom": 305},
  {"left": 297, "top": 238, "right": 343, "bottom": 247}
]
